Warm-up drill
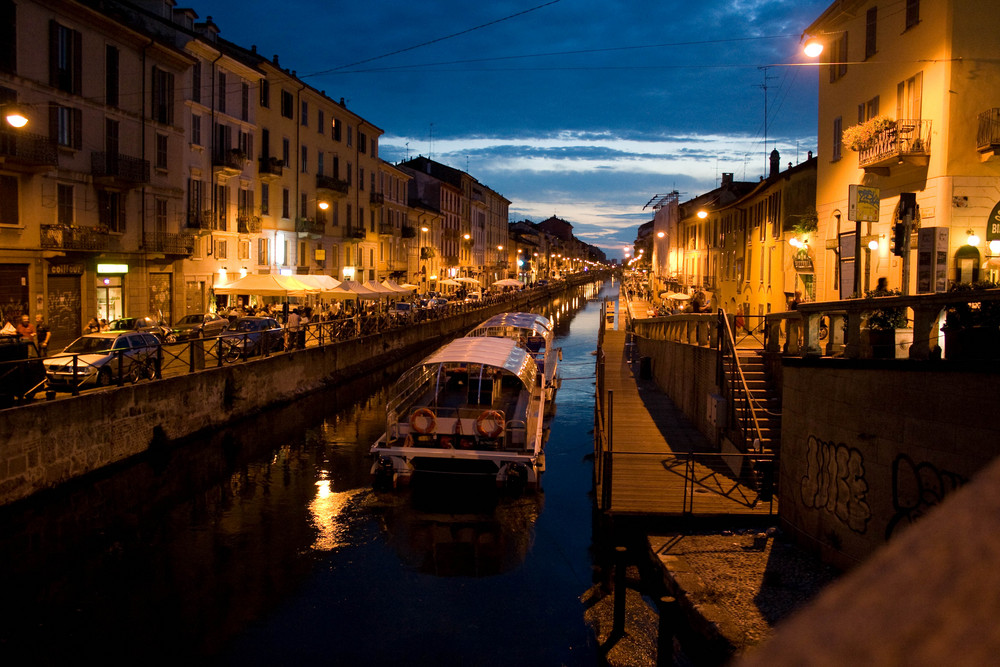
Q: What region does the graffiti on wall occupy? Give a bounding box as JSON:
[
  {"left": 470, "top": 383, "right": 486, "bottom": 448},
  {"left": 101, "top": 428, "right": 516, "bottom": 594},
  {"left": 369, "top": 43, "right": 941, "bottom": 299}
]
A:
[
  {"left": 885, "top": 454, "right": 966, "bottom": 540},
  {"left": 800, "top": 435, "right": 872, "bottom": 534}
]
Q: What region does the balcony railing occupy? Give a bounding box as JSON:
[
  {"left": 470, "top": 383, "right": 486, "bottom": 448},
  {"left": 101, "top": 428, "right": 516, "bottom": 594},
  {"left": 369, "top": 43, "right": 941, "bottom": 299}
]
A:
[
  {"left": 858, "top": 118, "right": 932, "bottom": 169},
  {"left": 144, "top": 232, "right": 194, "bottom": 255},
  {"left": 296, "top": 217, "right": 324, "bottom": 237},
  {"left": 401, "top": 226, "right": 416, "bottom": 239},
  {"left": 237, "top": 214, "right": 262, "bottom": 234},
  {"left": 213, "top": 149, "right": 248, "bottom": 176},
  {"left": 258, "top": 156, "right": 284, "bottom": 179},
  {"left": 379, "top": 223, "right": 396, "bottom": 235},
  {"left": 370, "top": 192, "right": 385, "bottom": 207},
  {"left": 349, "top": 226, "right": 367, "bottom": 240},
  {"left": 91, "top": 152, "right": 150, "bottom": 185},
  {"left": 316, "top": 174, "right": 349, "bottom": 198},
  {"left": 0, "top": 129, "right": 58, "bottom": 169},
  {"left": 40, "top": 224, "right": 121, "bottom": 252},
  {"left": 976, "top": 109, "right": 1000, "bottom": 153},
  {"left": 186, "top": 210, "right": 211, "bottom": 232}
]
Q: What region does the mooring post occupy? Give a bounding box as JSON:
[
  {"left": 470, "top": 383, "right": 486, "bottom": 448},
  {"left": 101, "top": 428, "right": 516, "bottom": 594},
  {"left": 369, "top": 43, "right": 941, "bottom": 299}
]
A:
[
  {"left": 657, "top": 595, "right": 677, "bottom": 667},
  {"left": 613, "top": 545, "right": 627, "bottom": 636}
]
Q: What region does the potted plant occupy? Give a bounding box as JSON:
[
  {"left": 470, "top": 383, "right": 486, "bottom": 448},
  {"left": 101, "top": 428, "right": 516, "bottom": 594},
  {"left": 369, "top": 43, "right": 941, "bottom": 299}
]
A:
[
  {"left": 842, "top": 115, "right": 897, "bottom": 152},
  {"left": 864, "top": 286, "right": 908, "bottom": 358},
  {"left": 942, "top": 281, "right": 1000, "bottom": 361}
]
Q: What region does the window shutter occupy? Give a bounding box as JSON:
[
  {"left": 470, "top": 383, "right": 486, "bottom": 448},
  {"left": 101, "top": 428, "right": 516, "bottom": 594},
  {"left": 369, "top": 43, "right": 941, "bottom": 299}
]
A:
[
  {"left": 48, "top": 20, "right": 58, "bottom": 87},
  {"left": 72, "top": 29, "right": 81, "bottom": 94},
  {"left": 48, "top": 102, "right": 58, "bottom": 142},
  {"left": 72, "top": 107, "right": 82, "bottom": 149}
]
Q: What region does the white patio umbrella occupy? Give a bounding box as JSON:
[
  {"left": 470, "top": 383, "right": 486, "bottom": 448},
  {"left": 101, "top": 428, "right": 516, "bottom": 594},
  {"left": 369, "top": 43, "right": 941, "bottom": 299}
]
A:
[
  {"left": 213, "top": 274, "right": 317, "bottom": 297},
  {"left": 400, "top": 283, "right": 419, "bottom": 290},
  {"left": 327, "top": 280, "right": 382, "bottom": 300},
  {"left": 380, "top": 279, "right": 413, "bottom": 293},
  {"left": 437, "top": 278, "right": 461, "bottom": 287},
  {"left": 294, "top": 274, "right": 342, "bottom": 292},
  {"left": 455, "top": 277, "right": 481, "bottom": 285},
  {"left": 492, "top": 278, "right": 524, "bottom": 288},
  {"left": 362, "top": 280, "right": 397, "bottom": 297}
]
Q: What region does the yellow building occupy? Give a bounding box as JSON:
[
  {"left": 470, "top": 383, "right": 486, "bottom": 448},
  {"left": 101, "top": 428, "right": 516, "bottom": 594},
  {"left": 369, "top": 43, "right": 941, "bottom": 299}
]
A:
[
  {"left": 805, "top": 0, "right": 1000, "bottom": 299},
  {"left": 1, "top": 0, "right": 193, "bottom": 346}
]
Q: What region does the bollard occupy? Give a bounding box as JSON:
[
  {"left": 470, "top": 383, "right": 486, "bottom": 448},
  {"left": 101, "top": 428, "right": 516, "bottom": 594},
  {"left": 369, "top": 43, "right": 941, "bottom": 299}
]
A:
[
  {"left": 657, "top": 595, "right": 677, "bottom": 667},
  {"left": 613, "top": 545, "right": 627, "bottom": 636}
]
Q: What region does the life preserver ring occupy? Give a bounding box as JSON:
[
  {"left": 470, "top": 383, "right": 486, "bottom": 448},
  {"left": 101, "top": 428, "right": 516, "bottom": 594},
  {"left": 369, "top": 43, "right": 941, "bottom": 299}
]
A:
[
  {"left": 475, "top": 410, "right": 504, "bottom": 438},
  {"left": 410, "top": 407, "right": 437, "bottom": 434}
]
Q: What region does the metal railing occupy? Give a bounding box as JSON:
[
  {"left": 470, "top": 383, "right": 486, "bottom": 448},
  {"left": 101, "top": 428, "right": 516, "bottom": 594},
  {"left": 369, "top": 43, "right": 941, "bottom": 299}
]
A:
[{"left": 1, "top": 279, "right": 591, "bottom": 407}]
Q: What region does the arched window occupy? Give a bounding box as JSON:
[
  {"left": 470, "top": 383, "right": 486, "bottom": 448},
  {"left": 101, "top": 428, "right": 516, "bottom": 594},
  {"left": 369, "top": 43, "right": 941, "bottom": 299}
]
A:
[{"left": 954, "top": 245, "right": 981, "bottom": 284}]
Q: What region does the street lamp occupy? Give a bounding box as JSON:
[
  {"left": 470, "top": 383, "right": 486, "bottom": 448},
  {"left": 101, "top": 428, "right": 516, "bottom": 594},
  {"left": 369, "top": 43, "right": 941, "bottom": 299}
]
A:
[{"left": 3, "top": 104, "right": 29, "bottom": 128}]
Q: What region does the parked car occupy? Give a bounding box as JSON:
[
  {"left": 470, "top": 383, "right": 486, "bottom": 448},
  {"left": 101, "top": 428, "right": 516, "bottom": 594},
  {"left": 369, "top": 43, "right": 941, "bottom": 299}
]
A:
[
  {"left": 222, "top": 316, "right": 284, "bottom": 361},
  {"left": 43, "top": 331, "right": 160, "bottom": 391},
  {"left": 107, "top": 316, "right": 171, "bottom": 341},
  {"left": 390, "top": 302, "right": 415, "bottom": 322},
  {"left": 167, "top": 313, "right": 229, "bottom": 342},
  {"left": 426, "top": 297, "right": 449, "bottom": 311}
]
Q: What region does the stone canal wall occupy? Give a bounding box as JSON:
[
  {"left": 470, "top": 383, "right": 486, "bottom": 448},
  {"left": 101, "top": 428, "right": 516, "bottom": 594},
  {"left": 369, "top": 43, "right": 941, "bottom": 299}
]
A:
[
  {"left": 0, "top": 286, "right": 580, "bottom": 507},
  {"left": 778, "top": 359, "right": 1000, "bottom": 570}
]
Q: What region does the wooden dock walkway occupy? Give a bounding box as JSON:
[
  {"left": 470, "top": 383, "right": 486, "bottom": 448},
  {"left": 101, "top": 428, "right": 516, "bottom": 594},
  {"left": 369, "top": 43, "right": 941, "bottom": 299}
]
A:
[{"left": 595, "top": 306, "right": 775, "bottom": 518}]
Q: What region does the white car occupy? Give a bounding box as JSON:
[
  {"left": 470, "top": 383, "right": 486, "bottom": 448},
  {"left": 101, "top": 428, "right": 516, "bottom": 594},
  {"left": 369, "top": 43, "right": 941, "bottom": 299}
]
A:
[{"left": 43, "top": 331, "right": 160, "bottom": 391}]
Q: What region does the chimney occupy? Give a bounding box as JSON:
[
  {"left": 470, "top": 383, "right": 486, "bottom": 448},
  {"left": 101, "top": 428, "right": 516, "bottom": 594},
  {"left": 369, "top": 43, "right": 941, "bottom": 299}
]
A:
[
  {"left": 808, "top": 150, "right": 813, "bottom": 160},
  {"left": 273, "top": 55, "right": 279, "bottom": 65},
  {"left": 721, "top": 172, "right": 733, "bottom": 186},
  {"left": 769, "top": 149, "right": 780, "bottom": 178}
]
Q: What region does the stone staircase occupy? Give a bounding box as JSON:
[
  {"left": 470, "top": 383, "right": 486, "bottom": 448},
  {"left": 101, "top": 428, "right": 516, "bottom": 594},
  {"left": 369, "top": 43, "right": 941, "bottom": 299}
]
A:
[{"left": 734, "top": 349, "right": 782, "bottom": 455}]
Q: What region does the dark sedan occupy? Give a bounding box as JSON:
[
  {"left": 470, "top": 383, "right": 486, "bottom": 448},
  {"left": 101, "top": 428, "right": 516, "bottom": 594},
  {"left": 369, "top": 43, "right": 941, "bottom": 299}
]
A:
[
  {"left": 222, "top": 316, "right": 284, "bottom": 361},
  {"left": 107, "top": 316, "right": 171, "bottom": 341},
  {"left": 167, "top": 313, "right": 229, "bottom": 342}
]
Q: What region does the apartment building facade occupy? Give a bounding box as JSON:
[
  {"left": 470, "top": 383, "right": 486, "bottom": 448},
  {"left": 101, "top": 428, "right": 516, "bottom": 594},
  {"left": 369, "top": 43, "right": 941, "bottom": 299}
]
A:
[{"left": 806, "top": 0, "right": 1000, "bottom": 299}]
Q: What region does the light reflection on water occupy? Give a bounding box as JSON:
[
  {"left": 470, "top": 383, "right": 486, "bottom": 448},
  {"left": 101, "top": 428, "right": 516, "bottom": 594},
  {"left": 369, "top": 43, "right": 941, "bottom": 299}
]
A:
[{"left": 0, "top": 279, "right": 616, "bottom": 665}]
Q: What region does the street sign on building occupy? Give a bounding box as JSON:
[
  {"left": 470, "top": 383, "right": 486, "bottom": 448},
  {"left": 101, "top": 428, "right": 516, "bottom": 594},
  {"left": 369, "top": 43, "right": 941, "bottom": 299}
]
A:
[
  {"left": 988, "top": 200, "right": 1000, "bottom": 244},
  {"left": 848, "top": 185, "right": 880, "bottom": 222}
]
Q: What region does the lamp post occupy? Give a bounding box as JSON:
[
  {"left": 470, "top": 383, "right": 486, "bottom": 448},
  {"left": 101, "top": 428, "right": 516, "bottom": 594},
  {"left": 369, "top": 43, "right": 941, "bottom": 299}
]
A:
[{"left": 420, "top": 225, "right": 429, "bottom": 288}]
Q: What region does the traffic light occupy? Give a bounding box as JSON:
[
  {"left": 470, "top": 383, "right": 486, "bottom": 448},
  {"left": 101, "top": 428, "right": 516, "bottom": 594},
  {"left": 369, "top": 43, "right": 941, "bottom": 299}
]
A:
[{"left": 891, "top": 222, "right": 906, "bottom": 256}]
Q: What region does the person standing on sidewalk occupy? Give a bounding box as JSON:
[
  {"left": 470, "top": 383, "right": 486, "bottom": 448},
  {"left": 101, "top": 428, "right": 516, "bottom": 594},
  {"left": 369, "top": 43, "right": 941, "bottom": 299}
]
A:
[
  {"left": 34, "top": 314, "right": 51, "bottom": 357},
  {"left": 285, "top": 307, "right": 301, "bottom": 351}
]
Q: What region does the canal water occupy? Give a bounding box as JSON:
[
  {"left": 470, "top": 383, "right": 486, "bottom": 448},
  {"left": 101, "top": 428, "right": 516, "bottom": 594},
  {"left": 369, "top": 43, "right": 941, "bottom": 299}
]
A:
[{"left": 0, "top": 281, "right": 617, "bottom": 665}]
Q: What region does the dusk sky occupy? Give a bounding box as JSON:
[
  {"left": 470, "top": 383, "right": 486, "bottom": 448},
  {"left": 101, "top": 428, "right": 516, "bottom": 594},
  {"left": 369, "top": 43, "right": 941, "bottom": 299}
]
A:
[{"left": 195, "top": 0, "right": 833, "bottom": 258}]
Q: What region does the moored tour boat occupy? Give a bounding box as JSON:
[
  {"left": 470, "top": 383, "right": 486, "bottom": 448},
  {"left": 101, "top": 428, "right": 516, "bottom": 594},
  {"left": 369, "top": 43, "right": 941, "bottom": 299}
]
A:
[
  {"left": 370, "top": 335, "right": 548, "bottom": 491},
  {"left": 464, "top": 312, "right": 560, "bottom": 402}
]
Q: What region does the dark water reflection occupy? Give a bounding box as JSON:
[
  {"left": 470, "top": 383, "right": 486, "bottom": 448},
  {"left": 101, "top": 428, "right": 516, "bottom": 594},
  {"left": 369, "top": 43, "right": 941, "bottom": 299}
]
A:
[{"left": 0, "top": 280, "right": 615, "bottom": 665}]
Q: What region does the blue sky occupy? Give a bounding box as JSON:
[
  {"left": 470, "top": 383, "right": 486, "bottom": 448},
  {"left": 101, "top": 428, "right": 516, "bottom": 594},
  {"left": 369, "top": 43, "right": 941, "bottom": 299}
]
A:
[{"left": 196, "top": 0, "right": 832, "bottom": 258}]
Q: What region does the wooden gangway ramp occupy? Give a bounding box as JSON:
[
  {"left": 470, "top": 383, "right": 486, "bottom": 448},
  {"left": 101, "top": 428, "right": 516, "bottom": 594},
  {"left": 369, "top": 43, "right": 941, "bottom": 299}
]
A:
[{"left": 595, "top": 325, "right": 775, "bottom": 518}]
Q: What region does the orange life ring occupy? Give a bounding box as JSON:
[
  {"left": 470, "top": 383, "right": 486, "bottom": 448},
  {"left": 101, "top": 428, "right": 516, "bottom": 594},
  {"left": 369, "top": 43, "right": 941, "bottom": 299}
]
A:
[
  {"left": 475, "top": 410, "right": 504, "bottom": 438},
  {"left": 410, "top": 407, "right": 437, "bottom": 434}
]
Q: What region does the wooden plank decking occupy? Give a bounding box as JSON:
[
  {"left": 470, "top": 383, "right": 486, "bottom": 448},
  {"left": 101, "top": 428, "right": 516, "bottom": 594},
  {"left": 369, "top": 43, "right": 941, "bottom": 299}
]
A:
[{"left": 596, "top": 310, "right": 775, "bottom": 518}]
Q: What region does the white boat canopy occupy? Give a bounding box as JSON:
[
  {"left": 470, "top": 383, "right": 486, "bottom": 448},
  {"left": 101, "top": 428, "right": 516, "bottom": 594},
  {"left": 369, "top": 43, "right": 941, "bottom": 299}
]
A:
[
  {"left": 469, "top": 312, "right": 552, "bottom": 339},
  {"left": 408, "top": 337, "right": 537, "bottom": 388}
]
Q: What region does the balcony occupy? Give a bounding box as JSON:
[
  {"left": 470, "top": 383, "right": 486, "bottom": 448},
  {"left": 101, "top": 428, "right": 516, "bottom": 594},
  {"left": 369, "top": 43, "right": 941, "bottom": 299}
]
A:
[
  {"left": 379, "top": 223, "right": 396, "bottom": 236},
  {"left": 858, "top": 119, "right": 932, "bottom": 173},
  {"left": 144, "top": 232, "right": 194, "bottom": 255},
  {"left": 976, "top": 109, "right": 1000, "bottom": 155},
  {"left": 401, "top": 225, "right": 416, "bottom": 239},
  {"left": 349, "top": 226, "right": 367, "bottom": 240},
  {"left": 237, "top": 214, "right": 262, "bottom": 234},
  {"left": 370, "top": 192, "right": 385, "bottom": 207},
  {"left": 296, "top": 217, "right": 324, "bottom": 238},
  {"left": 91, "top": 152, "right": 150, "bottom": 186},
  {"left": 316, "top": 173, "right": 349, "bottom": 199},
  {"left": 186, "top": 210, "right": 212, "bottom": 234},
  {"left": 258, "top": 156, "right": 284, "bottom": 181},
  {"left": 0, "top": 129, "right": 58, "bottom": 172},
  {"left": 40, "top": 224, "right": 121, "bottom": 252},
  {"left": 212, "top": 149, "right": 248, "bottom": 177}
]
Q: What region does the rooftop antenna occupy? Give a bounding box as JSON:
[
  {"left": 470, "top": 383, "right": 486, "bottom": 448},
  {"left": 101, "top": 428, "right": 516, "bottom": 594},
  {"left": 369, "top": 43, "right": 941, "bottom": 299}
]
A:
[
  {"left": 758, "top": 65, "right": 778, "bottom": 176},
  {"left": 429, "top": 123, "right": 434, "bottom": 160},
  {"left": 405, "top": 141, "right": 410, "bottom": 161}
]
